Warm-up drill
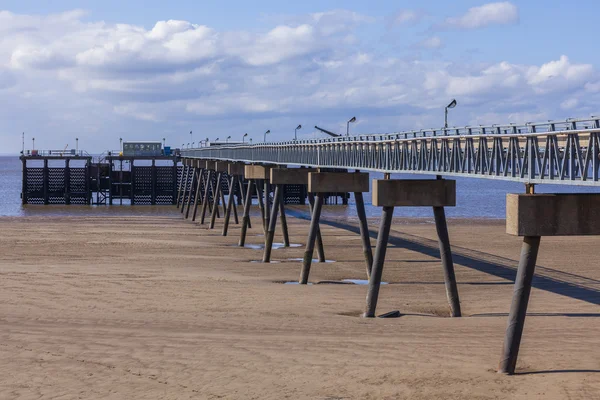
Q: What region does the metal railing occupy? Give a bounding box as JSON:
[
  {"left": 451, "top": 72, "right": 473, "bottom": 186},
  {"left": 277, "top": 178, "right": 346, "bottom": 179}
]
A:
[{"left": 184, "top": 117, "right": 600, "bottom": 186}]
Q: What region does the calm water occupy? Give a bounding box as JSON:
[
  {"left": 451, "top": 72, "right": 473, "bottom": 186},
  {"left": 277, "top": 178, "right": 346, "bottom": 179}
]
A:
[{"left": 2, "top": 156, "right": 599, "bottom": 219}]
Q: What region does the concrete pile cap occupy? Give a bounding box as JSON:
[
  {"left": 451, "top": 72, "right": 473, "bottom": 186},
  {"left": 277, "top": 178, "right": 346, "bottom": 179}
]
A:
[
  {"left": 506, "top": 193, "right": 600, "bottom": 236},
  {"left": 308, "top": 172, "right": 369, "bottom": 193},
  {"left": 270, "top": 168, "right": 317, "bottom": 185},
  {"left": 228, "top": 163, "right": 245, "bottom": 176},
  {"left": 214, "top": 161, "right": 229, "bottom": 172},
  {"left": 245, "top": 164, "right": 281, "bottom": 180},
  {"left": 372, "top": 179, "right": 456, "bottom": 207}
]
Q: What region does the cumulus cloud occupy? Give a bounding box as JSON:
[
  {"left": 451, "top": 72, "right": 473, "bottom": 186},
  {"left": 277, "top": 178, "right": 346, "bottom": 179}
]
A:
[
  {"left": 443, "top": 2, "right": 518, "bottom": 30},
  {"left": 0, "top": 8, "right": 597, "bottom": 152}
]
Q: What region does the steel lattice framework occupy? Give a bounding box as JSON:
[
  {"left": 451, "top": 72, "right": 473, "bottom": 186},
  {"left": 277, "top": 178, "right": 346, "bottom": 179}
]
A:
[{"left": 181, "top": 118, "right": 600, "bottom": 186}]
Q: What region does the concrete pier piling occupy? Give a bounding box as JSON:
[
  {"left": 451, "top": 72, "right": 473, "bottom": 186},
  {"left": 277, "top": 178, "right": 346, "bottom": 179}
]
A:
[
  {"left": 191, "top": 168, "right": 204, "bottom": 221},
  {"left": 365, "top": 179, "right": 460, "bottom": 318},
  {"left": 499, "top": 193, "right": 600, "bottom": 374},
  {"left": 300, "top": 172, "right": 370, "bottom": 284}
]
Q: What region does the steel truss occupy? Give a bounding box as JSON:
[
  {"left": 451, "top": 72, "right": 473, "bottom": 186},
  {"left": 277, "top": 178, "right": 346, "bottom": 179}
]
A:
[{"left": 181, "top": 118, "right": 600, "bottom": 186}]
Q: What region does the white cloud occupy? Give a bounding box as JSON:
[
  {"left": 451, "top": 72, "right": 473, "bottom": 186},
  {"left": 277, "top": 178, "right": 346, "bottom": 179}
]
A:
[
  {"left": 0, "top": 9, "right": 598, "bottom": 152},
  {"left": 444, "top": 2, "right": 518, "bottom": 30}
]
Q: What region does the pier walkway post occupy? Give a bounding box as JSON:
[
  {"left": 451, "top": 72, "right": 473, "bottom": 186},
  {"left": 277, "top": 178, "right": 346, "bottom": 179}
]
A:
[
  {"left": 299, "top": 172, "right": 369, "bottom": 284},
  {"left": 498, "top": 193, "right": 600, "bottom": 374},
  {"left": 364, "top": 179, "right": 460, "bottom": 318}
]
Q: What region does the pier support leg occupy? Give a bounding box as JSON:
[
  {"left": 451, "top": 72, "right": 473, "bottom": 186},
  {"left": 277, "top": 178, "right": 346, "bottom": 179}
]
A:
[
  {"left": 299, "top": 194, "right": 324, "bottom": 284},
  {"left": 263, "top": 184, "right": 282, "bottom": 263},
  {"left": 255, "top": 181, "right": 267, "bottom": 234},
  {"left": 279, "top": 197, "right": 290, "bottom": 247},
  {"left": 185, "top": 168, "right": 196, "bottom": 219},
  {"left": 232, "top": 177, "right": 240, "bottom": 225},
  {"left": 180, "top": 166, "right": 190, "bottom": 213},
  {"left": 498, "top": 236, "right": 540, "bottom": 375},
  {"left": 176, "top": 165, "right": 185, "bottom": 208},
  {"left": 364, "top": 206, "right": 394, "bottom": 318},
  {"left": 191, "top": 169, "right": 204, "bottom": 222},
  {"left": 220, "top": 177, "right": 227, "bottom": 217},
  {"left": 264, "top": 180, "right": 271, "bottom": 233},
  {"left": 239, "top": 179, "right": 254, "bottom": 247},
  {"left": 222, "top": 175, "right": 238, "bottom": 236},
  {"left": 355, "top": 192, "right": 373, "bottom": 278},
  {"left": 210, "top": 172, "right": 223, "bottom": 229},
  {"left": 238, "top": 179, "right": 250, "bottom": 229},
  {"left": 200, "top": 170, "right": 213, "bottom": 224},
  {"left": 308, "top": 193, "right": 326, "bottom": 262},
  {"left": 433, "top": 206, "right": 462, "bottom": 317}
]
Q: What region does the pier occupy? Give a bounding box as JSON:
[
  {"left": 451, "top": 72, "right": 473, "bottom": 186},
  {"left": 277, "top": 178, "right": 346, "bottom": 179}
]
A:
[{"left": 175, "top": 117, "right": 600, "bottom": 375}]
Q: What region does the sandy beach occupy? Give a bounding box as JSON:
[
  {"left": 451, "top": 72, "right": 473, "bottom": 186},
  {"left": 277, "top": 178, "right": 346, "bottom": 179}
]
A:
[{"left": 0, "top": 211, "right": 599, "bottom": 399}]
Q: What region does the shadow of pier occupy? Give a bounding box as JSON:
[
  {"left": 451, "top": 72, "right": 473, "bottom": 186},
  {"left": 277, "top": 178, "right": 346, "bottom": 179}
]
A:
[{"left": 286, "top": 209, "right": 600, "bottom": 306}]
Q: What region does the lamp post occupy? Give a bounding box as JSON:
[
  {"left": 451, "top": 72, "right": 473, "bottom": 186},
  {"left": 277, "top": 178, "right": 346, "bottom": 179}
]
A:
[
  {"left": 192, "top": 142, "right": 195, "bottom": 148},
  {"left": 76, "top": 138, "right": 79, "bottom": 153},
  {"left": 445, "top": 99, "right": 457, "bottom": 129},
  {"left": 187, "top": 143, "right": 190, "bottom": 148},
  {"left": 205, "top": 137, "right": 209, "bottom": 147},
  {"left": 32, "top": 137, "right": 35, "bottom": 151},
  {"left": 295, "top": 124, "right": 302, "bottom": 140},
  {"left": 264, "top": 130, "right": 270, "bottom": 142},
  {"left": 243, "top": 133, "right": 248, "bottom": 143},
  {"left": 250, "top": 138, "right": 253, "bottom": 144},
  {"left": 190, "top": 130, "right": 193, "bottom": 145},
  {"left": 346, "top": 116, "right": 356, "bottom": 136},
  {"left": 22, "top": 132, "right": 24, "bottom": 154},
  {"left": 120, "top": 138, "right": 123, "bottom": 153},
  {"left": 162, "top": 138, "right": 165, "bottom": 147},
  {"left": 226, "top": 135, "right": 231, "bottom": 143}
]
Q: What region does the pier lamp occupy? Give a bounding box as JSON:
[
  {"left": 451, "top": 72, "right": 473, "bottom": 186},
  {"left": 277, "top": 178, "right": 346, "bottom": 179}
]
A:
[
  {"left": 250, "top": 138, "right": 253, "bottom": 144},
  {"left": 32, "top": 137, "right": 35, "bottom": 150},
  {"left": 120, "top": 138, "right": 123, "bottom": 152},
  {"left": 243, "top": 133, "right": 248, "bottom": 143},
  {"left": 346, "top": 117, "right": 356, "bottom": 136},
  {"left": 226, "top": 135, "right": 231, "bottom": 143},
  {"left": 190, "top": 130, "right": 192, "bottom": 144},
  {"left": 192, "top": 142, "right": 195, "bottom": 148},
  {"left": 205, "top": 137, "right": 209, "bottom": 147},
  {"left": 445, "top": 99, "right": 457, "bottom": 129},
  {"left": 295, "top": 124, "right": 302, "bottom": 140},
  {"left": 187, "top": 143, "right": 190, "bottom": 148},
  {"left": 162, "top": 138, "right": 165, "bottom": 147},
  {"left": 264, "top": 130, "right": 270, "bottom": 142},
  {"left": 215, "top": 138, "right": 219, "bottom": 143},
  {"left": 76, "top": 138, "right": 79, "bottom": 153}
]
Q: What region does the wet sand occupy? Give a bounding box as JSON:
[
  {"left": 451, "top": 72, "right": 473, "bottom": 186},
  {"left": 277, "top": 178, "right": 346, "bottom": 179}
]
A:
[{"left": 0, "top": 211, "right": 599, "bottom": 399}]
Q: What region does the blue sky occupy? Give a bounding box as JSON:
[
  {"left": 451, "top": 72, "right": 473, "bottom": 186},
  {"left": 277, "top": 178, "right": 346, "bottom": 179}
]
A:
[{"left": 1, "top": 1, "right": 600, "bottom": 152}]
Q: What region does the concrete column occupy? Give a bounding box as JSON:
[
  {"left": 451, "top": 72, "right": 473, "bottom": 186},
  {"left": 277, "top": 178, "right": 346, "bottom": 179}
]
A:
[
  {"left": 299, "top": 193, "right": 324, "bottom": 284},
  {"left": 222, "top": 175, "right": 238, "bottom": 236},
  {"left": 191, "top": 168, "right": 204, "bottom": 222},
  {"left": 364, "top": 205, "right": 394, "bottom": 318},
  {"left": 279, "top": 197, "right": 290, "bottom": 247},
  {"left": 200, "top": 169, "right": 213, "bottom": 224},
  {"left": 308, "top": 193, "right": 325, "bottom": 263},
  {"left": 239, "top": 179, "right": 254, "bottom": 247},
  {"left": 262, "top": 184, "right": 282, "bottom": 263},
  {"left": 209, "top": 172, "right": 223, "bottom": 229},
  {"left": 498, "top": 235, "right": 540, "bottom": 375},
  {"left": 255, "top": 180, "right": 267, "bottom": 234},
  {"left": 354, "top": 191, "right": 373, "bottom": 278},
  {"left": 185, "top": 168, "right": 197, "bottom": 219},
  {"left": 65, "top": 159, "right": 71, "bottom": 205},
  {"left": 21, "top": 158, "right": 27, "bottom": 205}
]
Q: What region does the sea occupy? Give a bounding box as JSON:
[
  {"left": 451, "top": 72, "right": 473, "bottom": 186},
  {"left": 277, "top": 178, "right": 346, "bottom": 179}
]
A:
[{"left": 2, "top": 155, "right": 599, "bottom": 219}]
